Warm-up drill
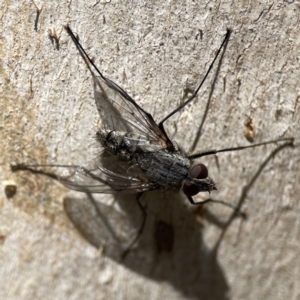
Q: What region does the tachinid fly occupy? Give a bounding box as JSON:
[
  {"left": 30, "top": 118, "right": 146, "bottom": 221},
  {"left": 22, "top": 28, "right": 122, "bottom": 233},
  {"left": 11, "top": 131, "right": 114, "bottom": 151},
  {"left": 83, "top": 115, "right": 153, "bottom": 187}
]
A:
[{"left": 12, "top": 27, "right": 294, "bottom": 246}]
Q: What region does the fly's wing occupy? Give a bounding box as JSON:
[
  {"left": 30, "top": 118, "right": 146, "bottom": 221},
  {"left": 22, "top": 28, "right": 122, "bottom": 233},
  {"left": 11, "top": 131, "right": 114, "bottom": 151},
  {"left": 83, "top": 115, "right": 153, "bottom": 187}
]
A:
[
  {"left": 57, "top": 151, "right": 159, "bottom": 194},
  {"left": 61, "top": 26, "right": 175, "bottom": 194},
  {"left": 66, "top": 25, "right": 174, "bottom": 150},
  {"left": 56, "top": 75, "right": 171, "bottom": 194},
  {"left": 93, "top": 74, "right": 174, "bottom": 151}
]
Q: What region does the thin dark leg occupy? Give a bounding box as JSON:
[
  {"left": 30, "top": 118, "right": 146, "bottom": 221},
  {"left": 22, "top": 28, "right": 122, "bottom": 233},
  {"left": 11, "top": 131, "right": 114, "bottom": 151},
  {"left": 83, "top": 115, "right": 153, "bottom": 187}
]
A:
[
  {"left": 188, "top": 137, "right": 294, "bottom": 159},
  {"left": 189, "top": 29, "right": 231, "bottom": 153},
  {"left": 158, "top": 29, "right": 231, "bottom": 127},
  {"left": 187, "top": 196, "right": 246, "bottom": 218},
  {"left": 11, "top": 164, "right": 63, "bottom": 181},
  {"left": 11, "top": 163, "right": 115, "bottom": 191},
  {"left": 213, "top": 140, "right": 294, "bottom": 253},
  {"left": 121, "top": 192, "right": 147, "bottom": 259}
]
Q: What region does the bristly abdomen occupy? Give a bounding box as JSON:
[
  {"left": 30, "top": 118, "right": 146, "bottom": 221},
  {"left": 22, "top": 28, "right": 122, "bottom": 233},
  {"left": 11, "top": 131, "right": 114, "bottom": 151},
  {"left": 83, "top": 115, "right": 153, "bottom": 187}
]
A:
[{"left": 96, "top": 129, "right": 152, "bottom": 161}]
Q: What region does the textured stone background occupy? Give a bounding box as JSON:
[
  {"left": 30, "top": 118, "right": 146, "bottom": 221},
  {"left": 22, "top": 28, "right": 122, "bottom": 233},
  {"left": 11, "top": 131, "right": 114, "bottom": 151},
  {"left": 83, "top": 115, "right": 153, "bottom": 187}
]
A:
[{"left": 1, "top": 1, "right": 300, "bottom": 299}]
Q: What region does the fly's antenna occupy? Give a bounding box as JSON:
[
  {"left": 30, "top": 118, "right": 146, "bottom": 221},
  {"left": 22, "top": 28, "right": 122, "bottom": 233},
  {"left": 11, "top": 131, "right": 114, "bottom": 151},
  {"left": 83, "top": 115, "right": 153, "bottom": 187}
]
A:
[{"left": 158, "top": 29, "right": 231, "bottom": 128}]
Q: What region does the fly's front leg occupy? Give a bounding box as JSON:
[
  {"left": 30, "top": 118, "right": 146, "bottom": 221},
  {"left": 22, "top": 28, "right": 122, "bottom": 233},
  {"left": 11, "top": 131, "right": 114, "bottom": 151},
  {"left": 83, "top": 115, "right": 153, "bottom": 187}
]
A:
[{"left": 187, "top": 196, "right": 246, "bottom": 218}]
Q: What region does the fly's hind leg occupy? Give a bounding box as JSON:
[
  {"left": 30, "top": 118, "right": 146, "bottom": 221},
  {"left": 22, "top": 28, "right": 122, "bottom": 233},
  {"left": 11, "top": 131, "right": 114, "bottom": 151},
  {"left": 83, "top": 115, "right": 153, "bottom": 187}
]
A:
[{"left": 121, "top": 192, "right": 147, "bottom": 259}]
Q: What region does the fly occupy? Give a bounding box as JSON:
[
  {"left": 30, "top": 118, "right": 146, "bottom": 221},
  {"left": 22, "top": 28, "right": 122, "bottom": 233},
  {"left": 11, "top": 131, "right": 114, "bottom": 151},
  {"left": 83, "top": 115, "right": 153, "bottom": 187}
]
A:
[{"left": 11, "top": 27, "right": 294, "bottom": 255}]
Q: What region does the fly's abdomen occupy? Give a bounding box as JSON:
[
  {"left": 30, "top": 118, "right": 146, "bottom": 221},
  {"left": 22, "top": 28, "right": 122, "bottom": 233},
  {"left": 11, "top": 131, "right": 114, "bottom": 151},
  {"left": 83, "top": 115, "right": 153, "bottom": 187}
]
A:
[
  {"left": 132, "top": 151, "right": 190, "bottom": 188},
  {"left": 96, "top": 129, "right": 151, "bottom": 161}
]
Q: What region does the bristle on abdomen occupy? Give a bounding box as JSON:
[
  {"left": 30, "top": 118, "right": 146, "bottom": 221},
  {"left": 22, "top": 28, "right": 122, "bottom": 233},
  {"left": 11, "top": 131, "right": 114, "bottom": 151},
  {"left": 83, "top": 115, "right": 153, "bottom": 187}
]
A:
[{"left": 96, "top": 129, "right": 149, "bottom": 160}]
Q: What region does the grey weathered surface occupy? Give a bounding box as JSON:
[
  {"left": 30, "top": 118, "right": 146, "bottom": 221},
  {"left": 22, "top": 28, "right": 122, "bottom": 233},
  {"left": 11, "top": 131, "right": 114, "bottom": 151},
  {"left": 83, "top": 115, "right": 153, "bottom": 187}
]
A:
[{"left": 1, "top": 1, "right": 300, "bottom": 299}]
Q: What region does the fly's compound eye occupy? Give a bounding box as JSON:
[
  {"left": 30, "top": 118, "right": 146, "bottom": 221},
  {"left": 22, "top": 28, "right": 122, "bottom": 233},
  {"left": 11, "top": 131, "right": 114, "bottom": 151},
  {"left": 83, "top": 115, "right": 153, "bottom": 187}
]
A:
[
  {"left": 190, "top": 163, "right": 208, "bottom": 179},
  {"left": 183, "top": 163, "right": 209, "bottom": 197}
]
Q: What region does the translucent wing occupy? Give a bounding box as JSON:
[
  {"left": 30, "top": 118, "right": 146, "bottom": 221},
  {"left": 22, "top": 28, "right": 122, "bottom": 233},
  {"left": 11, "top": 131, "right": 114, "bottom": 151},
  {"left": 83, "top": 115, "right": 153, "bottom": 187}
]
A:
[
  {"left": 65, "top": 25, "right": 175, "bottom": 150},
  {"left": 58, "top": 151, "right": 159, "bottom": 194},
  {"left": 57, "top": 75, "right": 169, "bottom": 194},
  {"left": 93, "top": 74, "right": 174, "bottom": 150},
  {"left": 57, "top": 26, "right": 179, "bottom": 194}
]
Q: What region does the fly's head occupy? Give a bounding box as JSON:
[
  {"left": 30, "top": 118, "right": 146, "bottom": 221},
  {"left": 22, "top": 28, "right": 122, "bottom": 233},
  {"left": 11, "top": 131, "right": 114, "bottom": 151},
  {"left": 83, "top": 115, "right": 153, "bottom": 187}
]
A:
[{"left": 183, "top": 163, "right": 217, "bottom": 197}]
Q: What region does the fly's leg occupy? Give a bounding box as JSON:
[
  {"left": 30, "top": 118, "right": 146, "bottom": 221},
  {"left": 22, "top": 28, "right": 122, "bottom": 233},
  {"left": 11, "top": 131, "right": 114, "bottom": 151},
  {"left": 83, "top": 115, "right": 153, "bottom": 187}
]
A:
[
  {"left": 188, "top": 137, "right": 294, "bottom": 159},
  {"left": 121, "top": 192, "right": 147, "bottom": 259},
  {"left": 187, "top": 196, "right": 246, "bottom": 218},
  {"left": 11, "top": 164, "right": 64, "bottom": 181},
  {"left": 11, "top": 163, "right": 115, "bottom": 190},
  {"left": 158, "top": 29, "right": 231, "bottom": 128}
]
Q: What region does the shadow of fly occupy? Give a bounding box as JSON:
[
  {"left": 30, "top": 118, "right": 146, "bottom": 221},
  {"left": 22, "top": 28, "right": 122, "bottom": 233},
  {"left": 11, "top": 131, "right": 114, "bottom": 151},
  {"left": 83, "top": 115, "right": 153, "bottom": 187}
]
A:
[{"left": 11, "top": 27, "right": 294, "bottom": 255}]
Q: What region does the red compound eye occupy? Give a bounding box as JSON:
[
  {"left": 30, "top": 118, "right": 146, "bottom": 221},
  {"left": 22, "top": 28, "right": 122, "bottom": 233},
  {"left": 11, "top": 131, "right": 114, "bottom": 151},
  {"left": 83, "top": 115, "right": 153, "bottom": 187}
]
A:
[
  {"left": 190, "top": 163, "right": 208, "bottom": 179},
  {"left": 182, "top": 181, "right": 200, "bottom": 196},
  {"left": 183, "top": 164, "right": 209, "bottom": 197}
]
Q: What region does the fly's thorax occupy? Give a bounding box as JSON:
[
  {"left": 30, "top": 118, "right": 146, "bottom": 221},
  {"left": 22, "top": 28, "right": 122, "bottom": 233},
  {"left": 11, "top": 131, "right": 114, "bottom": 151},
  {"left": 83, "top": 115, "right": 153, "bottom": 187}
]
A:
[
  {"left": 96, "top": 129, "right": 151, "bottom": 160},
  {"left": 132, "top": 150, "right": 190, "bottom": 188}
]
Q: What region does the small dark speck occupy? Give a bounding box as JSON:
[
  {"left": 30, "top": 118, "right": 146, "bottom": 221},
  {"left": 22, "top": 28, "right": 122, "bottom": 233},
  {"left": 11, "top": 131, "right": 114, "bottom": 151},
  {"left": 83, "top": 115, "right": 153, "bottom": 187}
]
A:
[
  {"left": 5, "top": 184, "right": 17, "bottom": 199},
  {"left": 275, "top": 108, "right": 282, "bottom": 120}
]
